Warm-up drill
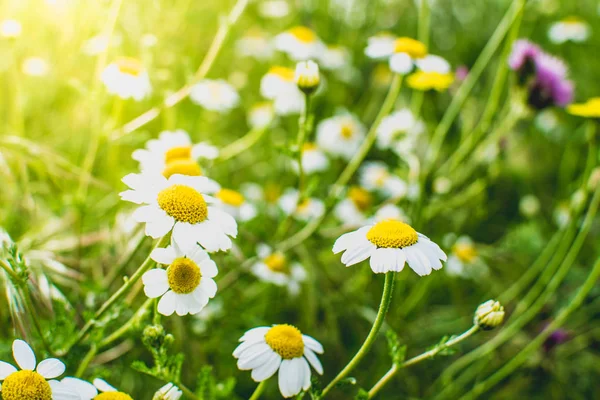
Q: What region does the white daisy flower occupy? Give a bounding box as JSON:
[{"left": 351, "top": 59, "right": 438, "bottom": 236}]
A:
[
  {"left": 260, "top": 66, "right": 305, "bottom": 116},
  {"left": 236, "top": 30, "right": 274, "bottom": 60},
  {"left": 101, "top": 57, "right": 151, "bottom": 101},
  {"left": 190, "top": 79, "right": 239, "bottom": 113},
  {"left": 0, "top": 339, "right": 76, "bottom": 399},
  {"left": 318, "top": 45, "right": 351, "bottom": 71},
  {"left": 258, "top": 0, "right": 290, "bottom": 19},
  {"left": 365, "top": 33, "right": 428, "bottom": 75},
  {"left": 359, "top": 161, "right": 407, "bottom": 199},
  {"left": 333, "top": 186, "right": 373, "bottom": 227},
  {"left": 274, "top": 26, "right": 325, "bottom": 61},
  {"left": 294, "top": 143, "right": 329, "bottom": 175},
  {"left": 22, "top": 57, "right": 49, "bottom": 77},
  {"left": 132, "top": 130, "right": 218, "bottom": 178},
  {"left": 251, "top": 245, "right": 307, "bottom": 295},
  {"left": 548, "top": 17, "right": 590, "bottom": 44},
  {"left": 364, "top": 32, "right": 397, "bottom": 59},
  {"left": 82, "top": 34, "right": 122, "bottom": 56},
  {"left": 214, "top": 188, "right": 257, "bottom": 222},
  {"left": 1, "top": 19, "right": 21, "bottom": 38},
  {"left": 60, "top": 377, "right": 133, "bottom": 400},
  {"left": 154, "top": 383, "right": 183, "bottom": 400},
  {"left": 278, "top": 189, "right": 325, "bottom": 222},
  {"left": 248, "top": 102, "right": 275, "bottom": 129},
  {"left": 233, "top": 325, "right": 324, "bottom": 398},
  {"left": 120, "top": 173, "right": 237, "bottom": 252},
  {"left": 371, "top": 204, "right": 410, "bottom": 224},
  {"left": 333, "top": 219, "right": 447, "bottom": 275},
  {"left": 415, "top": 54, "right": 451, "bottom": 74},
  {"left": 376, "top": 108, "right": 424, "bottom": 155},
  {"left": 316, "top": 114, "right": 366, "bottom": 160},
  {"left": 446, "top": 236, "right": 487, "bottom": 279}
]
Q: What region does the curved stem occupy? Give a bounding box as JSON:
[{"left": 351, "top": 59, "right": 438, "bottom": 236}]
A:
[
  {"left": 217, "top": 125, "right": 269, "bottom": 162},
  {"left": 248, "top": 380, "right": 267, "bottom": 400},
  {"left": 321, "top": 272, "right": 396, "bottom": 398}
]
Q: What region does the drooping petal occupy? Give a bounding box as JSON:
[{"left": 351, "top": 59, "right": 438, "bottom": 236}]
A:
[
  {"left": 250, "top": 351, "right": 281, "bottom": 382},
  {"left": 302, "top": 335, "right": 324, "bottom": 354},
  {"left": 303, "top": 347, "right": 323, "bottom": 375}
]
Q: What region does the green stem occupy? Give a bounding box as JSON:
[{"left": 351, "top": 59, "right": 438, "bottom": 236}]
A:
[
  {"left": 99, "top": 298, "right": 153, "bottom": 348},
  {"left": 179, "top": 383, "right": 200, "bottom": 400},
  {"left": 0, "top": 259, "right": 21, "bottom": 282},
  {"left": 321, "top": 272, "right": 396, "bottom": 398},
  {"left": 368, "top": 325, "right": 479, "bottom": 398},
  {"left": 417, "top": 0, "right": 431, "bottom": 47},
  {"left": 249, "top": 380, "right": 267, "bottom": 400},
  {"left": 217, "top": 125, "right": 269, "bottom": 162},
  {"left": 75, "top": 344, "right": 97, "bottom": 377},
  {"left": 297, "top": 94, "right": 312, "bottom": 197}
]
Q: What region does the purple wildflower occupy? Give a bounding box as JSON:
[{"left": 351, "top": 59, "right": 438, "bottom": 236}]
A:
[
  {"left": 543, "top": 327, "right": 571, "bottom": 352},
  {"left": 508, "top": 39, "right": 540, "bottom": 71}
]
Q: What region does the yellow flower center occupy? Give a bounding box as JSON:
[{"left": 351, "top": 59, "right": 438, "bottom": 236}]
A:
[
  {"left": 297, "top": 198, "right": 311, "bottom": 213},
  {"left": 265, "top": 324, "right": 304, "bottom": 359},
  {"left": 115, "top": 57, "right": 143, "bottom": 76},
  {"left": 1, "top": 370, "right": 52, "bottom": 400},
  {"left": 366, "top": 219, "right": 418, "bottom": 248},
  {"left": 269, "top": 66, "right": 295, "bottom": 82},
  {"left": 167, "top": 257, "right": 201, "bottom": 294},
  {"left": 374, "top": 170, "right": 388, "bottom": 187},
  {"left": 393, "top": 37, "right": 427, "bottom": 58},
  {"left": 162, "top": 159, "right": 202, "bottom": 178},
  {"left": 165, "top": 146, "right": 192, "bottom": 164},
  {"left": 157, "top": 184, "right": 208, "bottom": 224},
  {"left": 288, "top": 26, "right": 317, "bottom": 43},
  {"left": 264, "top": 253, "right": 289, "bottom": 273},
  {"left": 216, "top": 188, "right": 245, "bottom": 207},
  {"left": 340, "top": 123, "right": 354, "bottom": 139},
  {"left": 407, "top": 71, "right": 454, "bottom": 92},
  {"left": 302, "top": 142, "right": 317, "bottom": 152},
  {"left": 453, "top": 243, "right": 477, "bottom": 263},
  {"left": 264, "top": 183, "right": 281, "bottom": 204},
  {"left": 94, "top": 393, "right": 134, "bottom": 400},
  {"left": 348, "top": 186, "right": 372, "bottom": 211}
]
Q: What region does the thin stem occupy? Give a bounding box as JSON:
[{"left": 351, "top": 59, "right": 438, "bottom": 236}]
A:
[
  {"left": 99, "top": 298, "right": 153, "bottom": 348},
  {"left": 0, "top": 259, "right": 21, "bottom": 282},
  {"left": 368, "top": 325, "right": 479, "bottom": 398},
  {"left": 179, "top": 383, "right": 200, "bottom": 400},
  {"left": 297, "top": 94, "right": 312, "bottom": 197},
  {"left": 248, "top": 380, "right": 267, "bottom": 400},
  {"left": 321, "top": 272, "right": 396, "bottom": 398},
  {"left": 75, "top": 344, "right": 98, "bottom": 377},
  {"left": 217, "top": 125, "right": 269, "bottom": 162}
]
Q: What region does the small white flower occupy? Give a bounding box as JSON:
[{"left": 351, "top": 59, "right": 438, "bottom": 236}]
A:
[
  {"left": 548, "top": 17, "right": 590, "bottom": 44},
  {"left": 371, "top": 204, "right": 410, "bottom": 224},
  {"left": 120, "top": 173, "right": 237, "bottom": 252},
  {"left": 376, "top": 108, "right": 423, "bottom": 155},
  {"left": 190, "top": 79, "right": 239, "bottom": 113},
  {"left": 333, "top": 187, "right": 373, "bottom": 227},
  {"left": 252, "top": 244, "right": 307, "bottom": 295},
  {"left": 333, "top": 220, "right": 447, "bottom": 275},
  {"left": 258, "top": 0, "right": 290, "bottom": 19},
  {"left": 360, "top": 161, "right": 407, "bottom": 199},
  {"left": 364, "top": 33, "right": 396, "bottom": 59},
  {"left": 316, "top": 114, "right": 366, "bottom": 160},
  {"left": 236, "top": 30, "right": 274, "bottom": 60},
  {"left": 154, "top": 383, "right": 183, "bottom": 400},
  {"left": 0, "top": 339, "right": 75, "bottom": 399},
  {"left": 278, "top": 189, "right": 325, "bottom": 222},
  {"left": 82, "top": 34, "right": 122, "bottom": 56},
  {"left": 260, "top": 67, "right": 305, "bottom": 115},
  {"left": 295, "top": 143, "right": 329, "bottom": 175},
  {"left": 248, "top": 102, "right": 275, "bottom": 129},
  {"left": 214, "top": 188, "right": 257, "bottom": 222},
  {"left": 101, "top": 57, "right": 151, "bottom": 100},
  {"left": 141, "top": 33, "right": 158, "bottom": 48},
  {"left": 318, "top": 45, "right": 351, "bottom": 71},
  {"left": 446, "top": 236, "right": 487, "bottom": 279},
  {"left": 233, "top": 325, "right": 324, "bottom": 398},
  {"left": 0, "top": 19, "right": 21, "bottom": 38},
  {"left": 22, "top": 57, "right": 49, "bottom": 77},
  {"left": 143, "top": 241, "right": 218, "bottom": 316},
  {"left": 415, "top": 54, "right": 451, "bottom": 74},
  {"left": 274, "top": 26, "right": 325, "bottom": 61},
  {"left": 519, "top": 194, "right": 540, "bottom": 218},
  {"left": 365, "top": 34, "right": 428, "bottom": 75}
]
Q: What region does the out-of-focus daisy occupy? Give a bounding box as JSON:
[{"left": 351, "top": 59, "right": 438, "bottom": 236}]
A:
[
  {"left": 241, "top": 182, "right": 282, "bottom": 206},
  {"left": 296, "top": 143, "right": 329, "bottom": 174},
  {"left": 446, "top": 236, "right": 487, "bottom": 278},
  {"left": 215, "top": 188, "right": 257, "bottom": 222},
  {"left": 365, "top": 33, "right": 427, "bottom": 74},
  {"left": 567, "top": 97, "right": 600, "bottom": 118},
  {"left": 251, "top": 244, "right": 307, "bottom": 295},
  {"left": 190, "top": 79, "right": 239, "bottom": 113},
  {"left": 360, "top": 161, "right": 407, "bottom": 199},
  {"left": 278, "top": 189, "right": 325, "bottom": 222},
  {"left": 62, "top": 378, "right": 133, "bottom": 400},
  {"left": 120, "top": 173, "right": 237, "bottom": 252},
  {"left": 0, "top": 339, "right": 75, "bottom": 399},
  {"left": 407, "top": 71, "right": 454, "bottom": 91},
  {"left": 21, "top": 57, "right": 49, "bottom": 77},
  {"left": 233, "top": 325, "right": 324, "bottom": 398},
  {"left": 154, "top": 383, "right": 183, "bottom": 400},
  {"left": 318, "top": 45, "right": 351, "bottom": 71},
  {"left": 260, "top": 66, "right": 305, "bottom": 115},
  {"left": 376, "top": 108, "right": 424, "bottom": 155},
  {"left": 519, "top": 194, "right": 541, "bottom": 218},
  {"left": 364, "top": 32, "right": 397, "bottom": 59},
  {"left": 333, "top": 219, "right": 447, "bottom": 275},
  {"left": 101, "top": 57, "right": 151, "bottom": 100},
  {"left": 274, "top": 26, "right": 325, "bottom": 61},
  {"left": 432, "top": 176, "right": 452, "bottom": 194},
  {"left": 82, "top": 34, "right": 122, "bottom": 56},
  {"left": 553, "top": 202, "right": 571, "bottom": 228},
  {"left": 316, "top": 114, "right": 366, "bottom": 160},
  {"left": 132, "top": 130, "right": 218, "bottom": 178},
  {"left": 415, "top": 54, "right": 451, "bottom": 74},
  {"left": 248, "top": 102, "right": 275, "bottom": 128},
  {"left": 258, "top": 0, "right": 290, "bottom": 19},
  {"left": 142, "top": 241, "right": 218, "bottom": 316},
  {"left": 0, "top": 19, "right": 22, "bottom": 38},
  {"left": 236, "top": 29, "right": 274, "bottom": 60},
  {"left": 548, "top": 17, "right": 590, "bottom": 44},
  {"left": 141, "top": 33, "right": 158, "bottom": 48},
  {"left": 372, "top": 204, "right": 410, "bottom": 224},
  {"left": 334, "top": 186, "right": 373, "bottom": 227},
  {"left": 535, "top": 109, "right": 560, "bottom": 133}
]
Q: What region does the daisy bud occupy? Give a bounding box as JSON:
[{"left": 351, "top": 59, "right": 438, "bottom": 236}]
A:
[
  {"left": 295, "top": 60, "right": 320, "bottom": 94},
  {"left": 153, "top": 383, "right": 183, "bottom": 400},
  {"left": 474, "top": 300, "right": 505, "bottom": 330}
]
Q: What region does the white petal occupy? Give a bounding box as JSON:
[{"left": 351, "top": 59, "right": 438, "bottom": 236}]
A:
[
  {"left": 403, "top": 246, "right": 431, "bottom": 276},
  {"left": 239, "top": 327, "right": 270, "bottom": 343},
  {"left": 142, "top": 268, "right": 168, "bottom": 285},
  {"left": 172, "top": 222, "right": 199, "bottom": 250},
  {"left": 150, "top": 247, "right": 177, "bottom": 265},
  {"left": 145, "top": 214, "right": 174, "bottom": 238},
  {"left": 174, "top": 294, "right": 190, "bottom": 316},
  {"left": 93, "top": 378, "right": 117, "bottom": 392},
  {"left": 157, "top": 291, "right": 177, "bottom": 316},
  {"left": 340, "top": 243, "right": 376, "bottom": 266},
  {"left": 300, "top": 357, "right": 311, "bottom": 390},
  {"left": 0, "top": 361, "right": 16, "bottom": 378},
  {"left": 143, "top": 281, "right": 170, "bottom": 299},
  {"left": 417, "top": 241, "right": 443, "bottom": 270},
  {"left": 237, "top": 344, "right": 274, "bottom": 370},
  {"left": 36, "top": 358, "right": 65, "bottom": 379},
  {"left": 251, "top": 352, "right": 281, "bottom": 382},
  {"left": 199, "top": 278, "right": 217, "bottom": 298},
  {"left": 193, "top": 222, "right": 232, "bottom": 252},
  {"left": 303, "top": 347, "right": 323, "bottom": 375},
  {"left": 13, "top": 339, "right": 36, "bottom": 370},
  {"left": 48, "top": 381, "right": 80, "bottom": 400},
  {"left": 198, "top": 259, "right": 218, "bottom": 278},
  {"left": 186, "top": 246, "right": 210, "bottom": 265},
  {"left": 207, "top": 207, "right": 238, "bottom": 237},
  {"left": 302, "top": 335, "right": 324, "bottom": 354},
  {"left": 60, "top": 377, "right": 98, "bottom": 398},
  {"left": 332, "top": 229, "right": 361, "bottom": 253},
  {"left": 389, "top": 52, "right": 413, "bottom": 74},
  {"left": 278, "top": 358, "right": 303, "bottom": 398}
]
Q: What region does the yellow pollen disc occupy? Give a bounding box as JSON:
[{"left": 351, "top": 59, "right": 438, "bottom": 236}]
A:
[
  {"left": 1, "top": 370, "right": 52, "bottom": 400},
  {"left": 162, "top": 159, "right": 202, "bottom": 178},
  {"left": 407, "top": 71, "right": 454, "bottom": 92},
  {"left": 165, "top": 146, "right": 192, "bottom": 164},
  {"left": 216, "top": 188, "right": 245, "bottom": 207},
  {"left": 265, "top": 324, "right": 304, "bottom": 359},
  {"left": 264, "top": 253, "right": 289, "bottom": 274},
  {"left": 302, "top": 142, "right": 317, "bottom": 152},
  {"left": 366, "top": 219, "right": 418, "bottom": 248},
  {"left": 340, "top": 123, "right": 354, "bottom": 139},
  {"left": 94, "top": 392, "right": 134, "bottom": 400},
  {"left": 269, "top": 66, "right": 295, "bottom": 82},
  {"left": 453, "top": 243, "right": 477, "bottom": 263},
  {"left": 157, "top": 184, "right": 208, "bottom": 224},
  {"left": 297, "top": 198, "right": 311, "bottom": 212},
  {"left": 264, "top": 183, "right": 282, "bottom": 204},
  {"left": 168, "top": 257, "right": 201, "bottom": 294},
  {"left": 393, "top": 37, "right": 427, "bottom": 58},
  {"left": 115, "top": 57, "right": 143, "bottom": 76},
  {"left": 348, "top": 186, "right": 372, "bottom": 211},
  {"left": 288, "top": 26, "right": 316, "bottom": 43}
]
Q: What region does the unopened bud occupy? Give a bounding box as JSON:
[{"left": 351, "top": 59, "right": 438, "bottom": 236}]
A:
[
  {"left": 474, "top": 300, "right": 505, "bottom": 330},
  {"left": 295, "top": 60, "right": 320, "bottom": 94},
  {"left": 153, "top": 383, "right": 183, "bottom": 400}
]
